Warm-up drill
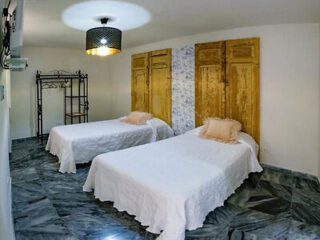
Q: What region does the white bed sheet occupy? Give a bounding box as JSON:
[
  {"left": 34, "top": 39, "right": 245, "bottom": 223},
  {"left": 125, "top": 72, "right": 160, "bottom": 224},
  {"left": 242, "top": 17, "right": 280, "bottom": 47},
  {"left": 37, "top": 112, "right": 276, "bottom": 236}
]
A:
[
  {"left": 46, "top": 118, "right": 173, "bottom": 173},
  {"left": 83, "top": 128, "right": 263, "bottom": 240}
]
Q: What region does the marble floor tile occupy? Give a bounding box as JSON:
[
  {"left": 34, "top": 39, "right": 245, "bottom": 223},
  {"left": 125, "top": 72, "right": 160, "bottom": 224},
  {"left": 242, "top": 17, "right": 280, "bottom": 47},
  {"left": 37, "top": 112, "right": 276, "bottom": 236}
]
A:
[
  {"left": 10, "top": 149, "right": 30, "bottom": 161},
  {"left": 247, "top": 196, "right": 291, "bottom": 216},
  {"left": 229, "top": 209, "right": 290, "bottom": 239},
  {"left": 260, "top": 167, "right": 293, "bottom": 188},
  {"left": 185, "top": 224, "right": 229, "bottom": 240},
  {"left": 62, "top": 212, "right": 147, "bottom": 240},
  {"left": 10, "top": 137, "right": 320, "bottom": 240},
  {"left": 292, "top": 188, "right": 320, "bottom": 208},
  {"left": 288, "top": 220, "right": 320, "bottom": 240},
  {"left": 293, "top": 176, "right": 320, "bottom": 193},
  {"left": 227, "top": 187, "right": 254, "bottom": 208},
  {"left": 258, "top": 180, "right": 292, "bottom": 202},
  {"left": 15, "top": 231, "right": 77, "bottom": 240},
  {"left": 13, "top": 197, "right": 68, "bottom": 232},
  {"left": 12, "top": 180, "right": 47, "bottom": 204},
  {"left": 292, "top": 202, "right": 320, "bottom": 226},
  {"left": 186, "top": 204, "right": 242, "bottom": 239},
  {"left": 10, "top": 156, "right": 48, "bottom": 170},
  {"left": 228, "top": 180, "right": 292, "bottom": 216},
  {"left": 50, "top": 195, "right": 101, "bottom": 218},
  {"left": 204, "top": 203, "right": 241, "bottom": 226},
  {"left": 11, "top": 167, "right": 40, "bottom": 183}
]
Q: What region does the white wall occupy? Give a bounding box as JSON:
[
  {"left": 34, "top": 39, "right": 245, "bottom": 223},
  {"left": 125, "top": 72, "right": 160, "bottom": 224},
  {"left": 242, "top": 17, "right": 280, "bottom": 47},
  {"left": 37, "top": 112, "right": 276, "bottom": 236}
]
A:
[
  {"left": 108, "top": 23, "right": 320, "bottom": 176},
  {"left": 0, "top": 0, "right": 15, "bottom": 238},
  {"left": 10, "top": 46, "right": 112, "bottom": 139},
  {"left": 0, "top": 70, "right": 14, "bottom": 240}
]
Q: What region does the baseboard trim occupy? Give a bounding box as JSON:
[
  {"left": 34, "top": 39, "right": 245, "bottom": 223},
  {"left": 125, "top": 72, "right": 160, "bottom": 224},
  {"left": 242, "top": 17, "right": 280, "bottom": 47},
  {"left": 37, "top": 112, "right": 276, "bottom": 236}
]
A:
[{"left": 261, "top": 163, "right": 319, "bottom": 183}]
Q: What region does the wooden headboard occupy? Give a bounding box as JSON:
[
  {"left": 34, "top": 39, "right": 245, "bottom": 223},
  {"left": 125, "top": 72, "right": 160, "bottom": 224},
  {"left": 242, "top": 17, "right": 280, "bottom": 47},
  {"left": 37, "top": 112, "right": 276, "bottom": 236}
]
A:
[
  {"left": 131, "top": 49, "right": 172, "bottom": 126},
  {"left": 131, "top": 52, "right": 150, "bottom": 113},
  {"left": 195, "top": 37, "right": 260, "bottom": 144}
]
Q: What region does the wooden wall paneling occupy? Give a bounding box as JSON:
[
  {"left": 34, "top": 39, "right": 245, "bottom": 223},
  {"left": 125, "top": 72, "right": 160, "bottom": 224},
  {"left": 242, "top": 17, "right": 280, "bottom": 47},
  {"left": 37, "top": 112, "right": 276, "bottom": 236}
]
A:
[
  {"left": 195, "top": 41, "right": 226, "bottom": 127},
  {"left": 225, "top": 37, "right": 260, "bottom": 144},
  {"left": 131, "top": 52, "right": 150, "bottom": 112},
  {"left": 149, "top": 49, "right": 172, "bottom": 125}
]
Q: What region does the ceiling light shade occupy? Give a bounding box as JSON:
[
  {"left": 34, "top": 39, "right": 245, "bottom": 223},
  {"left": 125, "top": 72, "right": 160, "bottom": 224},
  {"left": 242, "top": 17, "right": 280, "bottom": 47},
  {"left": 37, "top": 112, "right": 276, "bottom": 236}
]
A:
[{"left": 86, "top": 18, "right": 122, "bottom": 56}]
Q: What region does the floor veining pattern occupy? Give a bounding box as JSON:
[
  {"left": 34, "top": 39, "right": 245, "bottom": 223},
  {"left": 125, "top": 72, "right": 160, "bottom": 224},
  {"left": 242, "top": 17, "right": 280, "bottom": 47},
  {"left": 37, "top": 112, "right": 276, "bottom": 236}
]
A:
[{"left": 10, "top": 137, "right": 320, "bottom": 240}]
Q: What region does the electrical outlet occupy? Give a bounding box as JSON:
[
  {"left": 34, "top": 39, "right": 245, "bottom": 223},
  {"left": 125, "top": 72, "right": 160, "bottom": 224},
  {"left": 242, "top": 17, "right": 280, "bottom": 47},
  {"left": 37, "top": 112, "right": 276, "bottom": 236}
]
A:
[{"left": 0, "top": 85, "right": 5, "bottom": 101}]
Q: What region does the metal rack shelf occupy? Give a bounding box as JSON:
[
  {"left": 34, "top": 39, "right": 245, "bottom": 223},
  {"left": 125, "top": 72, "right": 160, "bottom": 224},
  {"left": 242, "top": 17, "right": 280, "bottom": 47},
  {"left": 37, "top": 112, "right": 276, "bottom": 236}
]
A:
[
  {"left": 65, "top": 96, "right": 87, "bottom": 98},
  {"left": 36, "top": 70, "right": 89, "bottom": 143},
  {"left": 65, "top": 112, "right": 87, "bottom": 117}
]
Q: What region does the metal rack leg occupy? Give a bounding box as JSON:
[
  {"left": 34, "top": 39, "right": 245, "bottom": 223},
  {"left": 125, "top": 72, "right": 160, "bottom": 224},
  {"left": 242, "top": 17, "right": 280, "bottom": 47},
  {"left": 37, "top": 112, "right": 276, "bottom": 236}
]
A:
[
  {"left": 78, "top": 76, "right": 81, "bottom": 123},
  {"left": 64, "top": 81, "right": 67, "bottom": 125},
  {"left": 40, "top": 79, "right": 43, "bottom": 144},
  {"left": 71, "top": 78, "right": 73, "bottom": 124}
]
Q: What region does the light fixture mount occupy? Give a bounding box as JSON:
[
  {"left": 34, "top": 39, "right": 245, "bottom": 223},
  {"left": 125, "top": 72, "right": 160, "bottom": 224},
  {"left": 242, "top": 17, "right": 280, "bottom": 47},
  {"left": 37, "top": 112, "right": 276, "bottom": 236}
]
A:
[
  {"left": 86, "top": 17, "right": 122, "bottom": 56},
  {"left": 100, "top": 17, "right": 109, "bottom": 25}
]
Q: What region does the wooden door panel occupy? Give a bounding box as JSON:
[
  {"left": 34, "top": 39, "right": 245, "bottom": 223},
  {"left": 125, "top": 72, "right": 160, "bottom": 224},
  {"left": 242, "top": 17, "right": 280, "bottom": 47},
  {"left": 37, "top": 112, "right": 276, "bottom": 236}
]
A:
[
  {"left": 195, "top": 41, "right": 226, "bottom": 127},
  {"left": 150, "top": 68, "right": 167, "bottom": 120},
  {"left": 131, "top": 53, "right": 149, "bottom": 112},
  {"left": 198, "top": 65, "right": 225, "bottom": 122},
  {"left": 227, "top": 38, "right": 259, "bottom": 63},
  {"left": 149, "top": 49, "right": 172, "bottom": 125},
  {"left": 132, "top": 70, "right": 149, "bottom": 111},
  {"left": 198, "top": 48, "right": 223, "bottom": 62},
  {"left": 151, "top": 49, "right": 168, "bottom": 56},
  {"left": 226, "top": 38, "right": 260, "bottom": 144},
  {"left": 151, "top": 55, "right": 169, "bottom": 68}
]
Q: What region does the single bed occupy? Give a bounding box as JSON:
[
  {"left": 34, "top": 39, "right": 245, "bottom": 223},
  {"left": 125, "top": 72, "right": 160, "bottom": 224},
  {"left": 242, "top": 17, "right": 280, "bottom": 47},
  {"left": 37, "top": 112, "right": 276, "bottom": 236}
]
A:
[
  {"left": 46, "top": 117, "right": 173, "bottom": 173},
  {"left": 83, "top": 127, "right": 262, "bottom": 240}
]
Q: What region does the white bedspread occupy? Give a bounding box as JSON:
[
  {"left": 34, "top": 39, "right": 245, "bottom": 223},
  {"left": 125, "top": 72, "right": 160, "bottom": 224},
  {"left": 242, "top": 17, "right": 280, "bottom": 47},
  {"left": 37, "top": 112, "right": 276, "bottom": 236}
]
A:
[
  {"left": 46, "top": 118, "right": 173, "bottom": 173},
  {"left": 83, "top": 128, "right": 263, "bottom": 240}
]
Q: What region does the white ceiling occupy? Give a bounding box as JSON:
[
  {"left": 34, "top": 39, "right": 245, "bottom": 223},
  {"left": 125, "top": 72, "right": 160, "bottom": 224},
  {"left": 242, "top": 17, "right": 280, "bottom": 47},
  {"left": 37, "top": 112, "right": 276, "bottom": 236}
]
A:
[
  {"left": 22, "top": 0, "right": 320, "bottom": 50},
  {"left": 62, "top": 1, "right": 151, "bottom": 31}
]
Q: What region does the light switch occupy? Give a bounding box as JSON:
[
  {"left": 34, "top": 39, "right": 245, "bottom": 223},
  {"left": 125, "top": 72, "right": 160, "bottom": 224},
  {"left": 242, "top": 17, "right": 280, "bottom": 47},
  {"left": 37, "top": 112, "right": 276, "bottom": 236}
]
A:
[{"left": 0, "top": 85, "right": 5, "bottom": 101}]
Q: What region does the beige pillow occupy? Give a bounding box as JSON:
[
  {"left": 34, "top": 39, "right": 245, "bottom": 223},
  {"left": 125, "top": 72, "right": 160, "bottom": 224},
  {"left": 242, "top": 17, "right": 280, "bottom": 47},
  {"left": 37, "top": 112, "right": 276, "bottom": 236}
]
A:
[
  {"left": 122, "top": 111, "right": 153, "bottom": 125},
  {"left": 199, "top": 118, "right": 241, "bottom": 144}
]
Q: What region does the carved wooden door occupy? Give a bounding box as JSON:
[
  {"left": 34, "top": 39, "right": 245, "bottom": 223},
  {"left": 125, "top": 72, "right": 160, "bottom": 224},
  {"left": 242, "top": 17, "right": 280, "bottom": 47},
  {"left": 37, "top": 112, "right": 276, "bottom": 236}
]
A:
[
  {"left": 131, "top": 52, "right": 150, "bottom": 112},
  {"left": 226, "top": 38, "right": 260, "bottom": 143},
  {"left": 195, "top": 41, "right": 226, "bottom": 127},
  {"left": 149, "top": 49, "right": 172, "bottom": 125}
]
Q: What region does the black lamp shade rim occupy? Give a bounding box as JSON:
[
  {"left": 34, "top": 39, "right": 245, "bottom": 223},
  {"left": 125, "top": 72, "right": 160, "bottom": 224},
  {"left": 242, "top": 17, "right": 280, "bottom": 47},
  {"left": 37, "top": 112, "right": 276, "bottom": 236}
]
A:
[
  {"left": 86, "top": 26, "right": 121, "bottom": 33},
  {"left": 86, "top": 47, "right": 120, "bottom": 56}
]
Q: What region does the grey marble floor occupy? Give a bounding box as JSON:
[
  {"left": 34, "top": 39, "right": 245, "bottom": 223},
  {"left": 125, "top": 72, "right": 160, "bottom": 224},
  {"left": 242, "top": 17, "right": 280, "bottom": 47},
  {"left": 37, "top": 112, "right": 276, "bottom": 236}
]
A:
[{"left": 10, "top": 137, "right": 320, "bottom": 240}]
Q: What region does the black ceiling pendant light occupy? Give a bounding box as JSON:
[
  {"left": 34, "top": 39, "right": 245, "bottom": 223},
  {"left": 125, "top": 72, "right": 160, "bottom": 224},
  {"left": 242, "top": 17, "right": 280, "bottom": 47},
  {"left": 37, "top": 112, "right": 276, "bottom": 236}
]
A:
[{"left": 86, "top": 18, "right": 122, "bottom": 56}]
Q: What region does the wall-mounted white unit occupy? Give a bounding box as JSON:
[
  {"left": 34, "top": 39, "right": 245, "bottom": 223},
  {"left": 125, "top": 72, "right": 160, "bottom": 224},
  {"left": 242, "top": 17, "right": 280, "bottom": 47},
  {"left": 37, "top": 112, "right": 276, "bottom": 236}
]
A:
[{"left": 5, "top": 58, "right": 28, "bottom": 71}]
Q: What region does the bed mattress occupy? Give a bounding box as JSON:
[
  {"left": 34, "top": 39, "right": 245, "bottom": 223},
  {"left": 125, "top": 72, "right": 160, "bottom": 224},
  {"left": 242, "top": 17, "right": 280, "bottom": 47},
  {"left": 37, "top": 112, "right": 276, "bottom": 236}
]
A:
[
  {"left": 46, "top": 118, "right": 173, "bottom": 173},
  {"left": 83, "top": 128, "right": 262, "bottom": 240}
]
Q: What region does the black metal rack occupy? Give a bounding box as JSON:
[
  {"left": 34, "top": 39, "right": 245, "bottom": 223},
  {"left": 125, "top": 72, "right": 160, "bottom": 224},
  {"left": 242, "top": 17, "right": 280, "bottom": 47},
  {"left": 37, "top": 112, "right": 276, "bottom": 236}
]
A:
[{"left": 36, "top": 70, "right": 89, "bottom": 143}]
